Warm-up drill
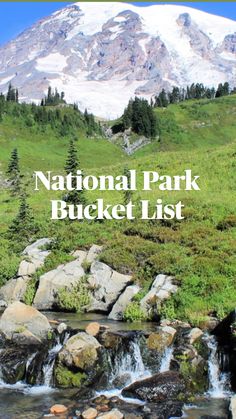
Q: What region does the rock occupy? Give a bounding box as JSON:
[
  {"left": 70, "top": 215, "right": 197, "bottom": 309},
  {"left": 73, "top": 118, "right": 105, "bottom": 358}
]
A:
[
  {"left": 33, "top": 252, "right": 86, "bottom": 310},
  {"left": 0, "top": 277, "right": 29, "bottom": 306},
  {"left": 71, "top": 249, "right": 87, "bottom": 260},
  {"left": 213, "top": 309, "right": 236, "bottom": 337},
  {"left": 50, "top": 404, "right": 68, "bottom": 415},
  {"left": 87, "top": 261, "right": 132, "bottom": 312},
  {"left": 0, "top": 347, "right": 28, "bottom": 384},
  {"left": 187, "top": 327, "right": 203, "bottom": 344},
  {"left": 122, "top": 371, "right": 185, "bottom": 402},
  {"left": 18, "top": 238, "right": 51, "bottom": 277},
  {"left": 97, "top": 409, "right": 123, "bottom": 419},
  {"left": 108, "top": 285, "right": 140, "bottom": 321},
  {"left": 0, "top": 301, "right": 51, "bottom": 342},
  {"left": 0, "top": 238, "right": 51, "bottom": 305},
  {"left": 82, "top": 407, "right": 98, "bottom": 419},
  {"left": 140, "top": 274, "right": 178, "bottom": 313},
  {"left": 198, "top": 317, "right": 219, "bottom": 331},
  {"left": 86, "top": 322, "right": 101, "bottom": 337},
  {"left": 0, "top": 300, "right": 7, "bottom": 309},
  {"left": 99, "top": 331, "right": 123, "bottom": 350},
  {"left": 97, "top": 405, "right": 110, "bottom": 413},
  {"left": 147, "top": 326, "right": 176, "bottom": 352},
  {"left": 86, "top": 245, "right": 103, "bottom": 263},
  {"left": 12, "top": 329, "right": 42, "bottom": 346},
  {"left": 112, "top": 373, "right": 131, "bottom": 389},
  {"left": 58, "top": 332, "right": 101, "bottom": 370},
  {"left": 230, "top": 395, "right": 236, "bottom": 419},
  {"left": 94, "top": 395, "right": 110, "bottom": 405},
  {"left": 57, "top": 322, "right": 67, "bottom": 334}
]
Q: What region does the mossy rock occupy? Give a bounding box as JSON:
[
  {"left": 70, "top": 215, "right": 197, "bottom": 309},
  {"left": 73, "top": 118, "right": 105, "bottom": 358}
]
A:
[
  {"left": 54, "top": 364, "right": 86, "bottom": 388},
  {"left": 147, "top": 329, "right": 175, "bottom": 352}
]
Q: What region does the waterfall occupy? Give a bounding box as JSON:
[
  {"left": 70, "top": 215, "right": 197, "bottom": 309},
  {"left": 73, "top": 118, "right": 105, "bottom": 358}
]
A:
[
  {"left": 110, "top": 340, "right": 150, "bottom": 386},
  {"left": 42, "top": 342, "right": 62, "bottom": 387},
  {"left": 0, "top": 333, "right": 68, "bottom": 394},
  {"left": 159, "top": 346, "right": 174, "bottom": 373},
  {"left": 206, "top": 335, "right": 230, "bottom": 398},
  {"left": 96, "top": 339, "right": 150, "bottom": 404}
]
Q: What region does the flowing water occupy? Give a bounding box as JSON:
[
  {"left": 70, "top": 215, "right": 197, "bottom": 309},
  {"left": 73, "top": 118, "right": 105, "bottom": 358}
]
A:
[
  {"left": 0, "top": 315, "right": 232, "bottom": 418},
  {"left": 159, "top": 345, "right": 174, "bottom": 373},
  {"left": 205, "top": 334, "right": 231, "bottom": 398}
]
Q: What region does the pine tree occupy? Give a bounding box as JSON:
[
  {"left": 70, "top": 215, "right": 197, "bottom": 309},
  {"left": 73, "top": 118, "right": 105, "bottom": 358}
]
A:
[
  {"left": 64, "top": 139, "right": 86, "bottom": 205},
  {"left": 7, "top": 148, "right": 21, "bottom": 195},
  {"left": 8, "top": 194, "right": 38, "bottom": 244},
  {"left": 123, "top": 166, "right": 133, "bottom": 205}
]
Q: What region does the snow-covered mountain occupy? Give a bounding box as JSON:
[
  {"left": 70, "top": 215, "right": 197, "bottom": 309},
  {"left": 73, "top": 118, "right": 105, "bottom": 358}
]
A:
[{"left": 0, "top": 2, "right": 236, "bottom": 118}]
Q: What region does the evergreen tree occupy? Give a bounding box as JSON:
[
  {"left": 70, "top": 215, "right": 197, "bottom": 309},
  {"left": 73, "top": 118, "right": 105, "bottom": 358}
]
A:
[
  {"left": 155, "top": 89, "right": 169, "bottom": 107},
  {"left": 215, "top": 83, "right": 224, "bottom": 98},
  {"left": 8, "top": 194, "right": 38, "bottom": 244},
  {"left": 6, "top": 83, "right": 18, "bottom": 102},
  {"left": 7, "top": 148, "right": 21, "bottom": 195},
  {"left": 64, "top": 139, "right": 86, "bottom": 205}
]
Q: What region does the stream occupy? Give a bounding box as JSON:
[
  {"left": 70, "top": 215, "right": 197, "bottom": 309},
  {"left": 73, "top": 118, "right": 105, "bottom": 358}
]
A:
[{"left": 0, "top": 313, "right": 232, "bottom": 418}]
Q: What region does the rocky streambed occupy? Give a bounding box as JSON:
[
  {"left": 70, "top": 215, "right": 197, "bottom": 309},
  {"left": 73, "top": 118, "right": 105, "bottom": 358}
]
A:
[
  {"left": 0, "top": 239, "right": 234, "bottom": 418},
  {"left": 0, "top": 302, "right": 234, "bottom": 418}
]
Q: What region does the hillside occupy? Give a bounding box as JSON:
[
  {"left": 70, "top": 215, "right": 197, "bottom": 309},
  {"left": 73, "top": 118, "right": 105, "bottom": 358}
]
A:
[
  {"left": 0, "top": 2, "right": 236, "bottom": 118},
  {"left": 0, "top": 95, "right": 236, "bottom": 325}
]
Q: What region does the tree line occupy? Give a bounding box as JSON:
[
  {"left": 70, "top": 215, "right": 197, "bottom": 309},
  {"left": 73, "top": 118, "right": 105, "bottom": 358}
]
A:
[
  {"left": 0, "top": 84, "right": 101, "bottom": 137},
  {"left": 153, "top": 82, "right": 233, "bottom": 108}
]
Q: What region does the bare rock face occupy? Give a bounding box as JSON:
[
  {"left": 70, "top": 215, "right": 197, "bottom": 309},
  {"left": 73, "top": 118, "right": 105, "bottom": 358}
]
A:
[{"left": 0, "top": 301, "right": 52, "bottom": 342}]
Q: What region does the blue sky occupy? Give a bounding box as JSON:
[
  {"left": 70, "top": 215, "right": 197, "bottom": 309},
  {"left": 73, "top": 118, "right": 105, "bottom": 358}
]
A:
[{"left": 0, "top": 2, "right": 235, "bottom": 46}]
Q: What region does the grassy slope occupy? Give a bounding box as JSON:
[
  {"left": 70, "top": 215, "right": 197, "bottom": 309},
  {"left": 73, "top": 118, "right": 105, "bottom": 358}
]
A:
[{"left": 0, "top": 95, "right": 236, "bottom": 324}]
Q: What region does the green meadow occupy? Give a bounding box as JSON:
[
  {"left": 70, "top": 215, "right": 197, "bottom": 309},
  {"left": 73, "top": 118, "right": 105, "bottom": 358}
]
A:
[{"left": 0, "top": 95, "right": 236, "bottom": 325}]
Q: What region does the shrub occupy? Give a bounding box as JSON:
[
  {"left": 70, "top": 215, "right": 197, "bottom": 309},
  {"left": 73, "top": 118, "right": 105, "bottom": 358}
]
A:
[
  {"left": 123, "top": 302, "right": 148, "bottom": 322},
  {"left": 57, "top": 276, "right": 91, "bottom": 313},
  {"left": 217, "top": 215, "right": 236, "bottom": 230}
]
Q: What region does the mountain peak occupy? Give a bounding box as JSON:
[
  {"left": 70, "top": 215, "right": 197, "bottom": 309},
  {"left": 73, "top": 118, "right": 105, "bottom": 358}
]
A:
[{"left": 0, "top": 2, "right": 236, "bottom": 118}]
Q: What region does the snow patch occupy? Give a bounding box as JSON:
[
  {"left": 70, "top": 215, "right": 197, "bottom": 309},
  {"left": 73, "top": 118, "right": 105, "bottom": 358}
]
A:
[
  {"left": 36, "top": 53, "right": 68, "bottom": 73},
  {"left": 0, "top": 75, "right": 14, "bottom": 85}
]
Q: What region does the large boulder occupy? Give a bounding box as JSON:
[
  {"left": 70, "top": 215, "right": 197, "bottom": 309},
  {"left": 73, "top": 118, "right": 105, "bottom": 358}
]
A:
[
  {"left": 108, "top": 285, "right": 140, "bottom": 320},
  {"left": 122, "top": 371, "right": 185, "bottom": 402},
  {"left": 87, "top": 261, "right": 132, "bottom": 312},
  {"left": 140, "top": 274, "right": 178, "bottom": 314},
  {"left": 0, "top": 301, "right": 52, "bottom": 343},
  {"left": 33, "top": 252, "right": 86, "bottom": 310},
  {"left": 55, "top": 331, "right": 104, "bottom": 388},
  {"left": 0, "top": 238, "right": 51, "bottom": 305},
  {"left": 57, "top": 332, "right": 101, "bottom": 371}
]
